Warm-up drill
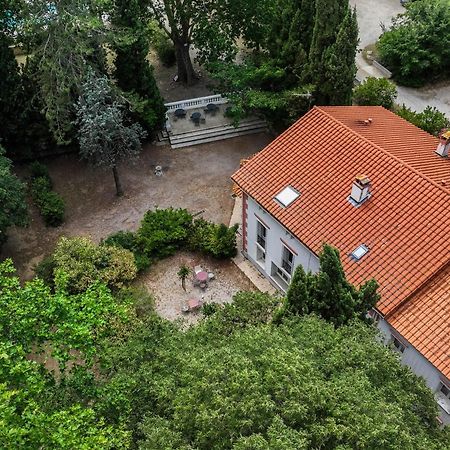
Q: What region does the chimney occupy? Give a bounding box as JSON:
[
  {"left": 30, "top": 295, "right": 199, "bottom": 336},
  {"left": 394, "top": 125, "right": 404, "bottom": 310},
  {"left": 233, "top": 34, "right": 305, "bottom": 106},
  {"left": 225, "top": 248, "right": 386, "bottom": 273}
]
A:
[
  {"left": 435, "top": 130, "right": 450, "bottom": 157},
  {"left": 350, "top": 175, "right": 371, "bottom": 204}
]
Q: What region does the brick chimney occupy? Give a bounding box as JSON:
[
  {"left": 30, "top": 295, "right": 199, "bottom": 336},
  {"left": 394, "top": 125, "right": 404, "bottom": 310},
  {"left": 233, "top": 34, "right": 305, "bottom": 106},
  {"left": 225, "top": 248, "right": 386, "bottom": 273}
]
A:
[
  {"left": 350, "top": 175, "right": 371, "bottom": 204},
  {"left": 435, "top": 130, "right": 450, "bottom": 157}
]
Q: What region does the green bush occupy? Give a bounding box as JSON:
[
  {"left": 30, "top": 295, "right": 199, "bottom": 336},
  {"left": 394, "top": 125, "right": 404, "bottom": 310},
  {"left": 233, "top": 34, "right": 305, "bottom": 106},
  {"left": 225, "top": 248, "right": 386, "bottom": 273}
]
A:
[
  {"left": 188, "top": 218, "right": 238, "bottom": 259},
  {"left": 395, "top": 104, "right": 450, "bottom": 136},
  {"left": 38, "top": 190, "right": 65, "bottom": 227},
  {"left": 29, "top": 161, "right": 51, "bottom": 185},
  {"left": 137, "top": 208, "right": 193, "bottom": 258},
  {"left": 30, "top": 176, "right": 52, "bottom": 199},
  {"left": 103, "top": 230, "right": 151, "bottom": 272},
  {"left": 29, "top": 166, "right": 65, "bottom": 227},
  {"left": 33, "top": 254, "right": 56, "bottom": 289},
  {"left": 353, "top": 77, "right": 397, "bottom": 109},
  {"left": 53, "top": 236, "right": 137, "bottom": 294},
  {"left": 149, "top": 21, "right": 176, "bottom": 67}
]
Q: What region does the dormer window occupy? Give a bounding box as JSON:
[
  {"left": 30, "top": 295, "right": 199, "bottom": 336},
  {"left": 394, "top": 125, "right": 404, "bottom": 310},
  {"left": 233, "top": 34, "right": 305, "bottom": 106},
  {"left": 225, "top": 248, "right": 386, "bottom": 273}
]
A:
[{"left": 275, "top": 186, "right": 300, "bottom": 207}]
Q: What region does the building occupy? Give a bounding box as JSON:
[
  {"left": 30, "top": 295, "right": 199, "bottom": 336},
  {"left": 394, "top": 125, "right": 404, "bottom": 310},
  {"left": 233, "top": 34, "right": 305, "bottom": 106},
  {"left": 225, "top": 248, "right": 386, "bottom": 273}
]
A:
[{"left": 231, "top": 106, "right": 450, "bottom": 424}]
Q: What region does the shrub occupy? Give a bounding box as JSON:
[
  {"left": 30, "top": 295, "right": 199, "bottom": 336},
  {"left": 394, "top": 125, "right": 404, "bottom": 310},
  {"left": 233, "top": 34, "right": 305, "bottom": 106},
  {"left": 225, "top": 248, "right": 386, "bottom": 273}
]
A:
[
  {"left": 38, "top": 190, "right": 65, "bottom": 226},
  {"left": 34, "top": 254, "right": 57, "bottom": 290},
  {"left": 137, "top": 208, "right": 193, "bottom": 258},
  {"left": 396, "top": 104, "right": 450, "bottom": 135},
  {"left": 188, "top": 218, "right": 238, "bottom": 259},
  {"left": 53, "top": 236, "right": 137, "bottom": 293},
  {"left": 116, "top": 286, "right": 155, "bottom": 318},
  {"left": 29, "top": 161, "right": 51, "bottom": 185},
  {"left": 149, "top": 21, "right": 176, "bottom": 67},
  {"left": 29, "top": 165, "right": 65, "bottom": 227},
  {"left": 353, "top": 77, "right": 397, "bottom": 109},
  {"left": 103, "top": 231, "right": 151, "bottom": 272}
]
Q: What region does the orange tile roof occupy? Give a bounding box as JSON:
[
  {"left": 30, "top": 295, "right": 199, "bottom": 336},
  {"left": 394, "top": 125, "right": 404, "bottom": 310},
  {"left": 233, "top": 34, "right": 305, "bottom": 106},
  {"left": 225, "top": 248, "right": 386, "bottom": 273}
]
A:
[
  {"left": 320, "top": 106, "right": 450, "bottom": 189},
  {"left": 231, "top": 106, "right": 450, "bottom": 316},
  {"left": 388, "top": 263, "right": 450, "bottom": 379}
]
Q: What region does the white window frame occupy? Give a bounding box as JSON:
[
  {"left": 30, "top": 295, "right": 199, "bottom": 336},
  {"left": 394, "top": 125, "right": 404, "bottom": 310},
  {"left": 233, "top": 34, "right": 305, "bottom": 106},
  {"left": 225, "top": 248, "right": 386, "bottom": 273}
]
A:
[
  {"left": 281, "top": 245, "right": 295, "bottom": 277},
  {"left": 256, "top": 220, "right": 267, "bottom": 251}
]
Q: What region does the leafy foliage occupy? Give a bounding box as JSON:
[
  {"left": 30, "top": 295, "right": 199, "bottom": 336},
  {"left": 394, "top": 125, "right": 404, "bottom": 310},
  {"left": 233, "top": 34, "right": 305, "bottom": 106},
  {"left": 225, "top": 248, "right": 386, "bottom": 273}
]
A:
[
  {"left": 279, "top": 244, "right": 380, "bottom": 326},
  {"left": 377, "top": 0, "right": 450, "bottom": 86},
  {"left": 94, "top": 301, "right": 448, "bottom": 449},
  {"left": 137, "top": 208, "right": 193, "bottom": 258},
  {"left": 188, "top": 219, "right": 239, "bottom": 259},
  {"left": 112, "top": 0, "right": 166, "bottom": 131},
  {"left": 52, "top": 236, "right": 137, "bottom": 294},
  {"left": 149, "top": 21, "right": 176, "bottom": 67},
  {"left": 29, "top": 164, "right": 65, "bottom": 227},
  {"left": 396, "top": 104, "right": 450, "bottom": 135},
  {"left": 76, "top": 70, "right": 147, "bottom": 196},
  {"left": 353, "top": 77, "right": 398, "bottom": 109},
  {"left": 0, "top": 147, "right": 28, "bottom": 245}
]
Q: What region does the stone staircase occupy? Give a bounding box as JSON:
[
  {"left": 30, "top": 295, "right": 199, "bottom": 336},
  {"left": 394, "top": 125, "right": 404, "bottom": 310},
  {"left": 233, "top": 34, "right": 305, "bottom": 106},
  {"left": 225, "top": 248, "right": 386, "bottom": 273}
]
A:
[{"left": 169, "top": 118, "right": 267, "bottom": 149}]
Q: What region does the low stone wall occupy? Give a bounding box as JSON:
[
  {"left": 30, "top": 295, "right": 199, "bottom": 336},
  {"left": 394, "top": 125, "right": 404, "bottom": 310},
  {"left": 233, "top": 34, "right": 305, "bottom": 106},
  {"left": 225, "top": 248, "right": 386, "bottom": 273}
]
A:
[{"left": 372, "top": 60, "right": 392, "bottom": 78}]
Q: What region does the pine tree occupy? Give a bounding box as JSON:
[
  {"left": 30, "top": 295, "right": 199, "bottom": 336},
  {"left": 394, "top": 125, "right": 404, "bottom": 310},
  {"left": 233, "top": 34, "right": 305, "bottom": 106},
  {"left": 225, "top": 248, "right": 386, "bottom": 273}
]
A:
[
  {"left": 320, "top": 8, "right": 359, "bottom": 105},
  {"left": 112, "top": 0, "right": 165, "bottom": 132}
]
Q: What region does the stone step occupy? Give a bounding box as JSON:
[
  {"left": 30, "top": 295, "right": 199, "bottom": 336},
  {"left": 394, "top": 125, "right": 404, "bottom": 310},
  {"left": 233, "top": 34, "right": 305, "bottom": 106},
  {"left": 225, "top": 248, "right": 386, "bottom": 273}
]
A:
[
  {"left": 170, "top": 118, "right": 266, "bottom": 139},
  {"left": 170, "top": 125, "right": 267, "bottom": 149},
  {"left": 169, "top": 120, "right": 267, "bottom": 147}
]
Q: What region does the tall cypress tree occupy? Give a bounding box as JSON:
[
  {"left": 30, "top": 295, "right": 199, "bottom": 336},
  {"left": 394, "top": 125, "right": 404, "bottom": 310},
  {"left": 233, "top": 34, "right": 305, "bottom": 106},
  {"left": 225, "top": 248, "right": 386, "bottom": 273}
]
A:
[
  {"left": 319, "top": 8, "right": 359, "bottom": 105},
  {"left": 113, "top": 0, "right": 165, "bottom": 132},
  {"left": 307, "top": 0, "right": 348, "bottom": 85}
]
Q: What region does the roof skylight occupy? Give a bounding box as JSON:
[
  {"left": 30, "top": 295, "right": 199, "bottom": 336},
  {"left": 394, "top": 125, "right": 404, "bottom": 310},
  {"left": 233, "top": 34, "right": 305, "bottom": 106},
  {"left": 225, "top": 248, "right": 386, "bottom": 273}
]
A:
[
  {"left": 351, "top": 244, "right": 369, "bottom": 261},
  {"left": 275, "top": 186, "right": 300, "bottom": 207}
]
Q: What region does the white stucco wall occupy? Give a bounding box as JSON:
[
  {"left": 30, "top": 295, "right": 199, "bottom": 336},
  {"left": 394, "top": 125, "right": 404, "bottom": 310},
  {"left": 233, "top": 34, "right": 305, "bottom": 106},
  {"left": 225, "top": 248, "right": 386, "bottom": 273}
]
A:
[
  {"left": 245, "top": 196, "right": 320, "bottom": 291},
  {"left": 377, "top": 318, "right": 450, "bottom": 425}
]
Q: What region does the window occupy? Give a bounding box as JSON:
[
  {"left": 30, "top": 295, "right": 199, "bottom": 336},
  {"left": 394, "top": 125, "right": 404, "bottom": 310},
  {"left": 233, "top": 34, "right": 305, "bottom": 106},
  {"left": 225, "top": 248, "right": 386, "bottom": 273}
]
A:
[
  {"left": 256, "top": 221, "right": 267, "bottom": 249},
  {"left": 436, "top": 382, "right": 450, "bottom": 415},
  {"left": 281, "top": 246, "right": 294, "bottom": 275},
  {"left": 392, "top": 336, "right": 406, "bottom": 353},
  {"left": 368, "top": 309, "right": 381, "bottom": 323},
  {"left": 275, "top": 186, "right": 300, "bottom": 207},
  {"left": 439, "top": 382, "right": 450, "bottom": 399},
  {"left": 351, "top": 244, "right": 369, "bottom": 260}
]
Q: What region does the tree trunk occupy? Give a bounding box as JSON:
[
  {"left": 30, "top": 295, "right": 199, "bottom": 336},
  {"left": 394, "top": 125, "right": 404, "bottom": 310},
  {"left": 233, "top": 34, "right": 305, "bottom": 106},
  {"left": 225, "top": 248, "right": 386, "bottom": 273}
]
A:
[
  {"left": 112, "top": 166, "right": 123, "bottom": 197},
  {"left": 181, "top": 277, "right": 186, "bottom": 292},
  {"left": 174, "top": 41, "right": 197, "bottom": 86}
]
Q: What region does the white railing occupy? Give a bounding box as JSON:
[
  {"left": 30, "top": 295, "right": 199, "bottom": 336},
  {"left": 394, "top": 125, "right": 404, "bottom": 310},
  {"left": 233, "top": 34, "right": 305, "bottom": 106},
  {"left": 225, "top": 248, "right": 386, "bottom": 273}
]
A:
[{"left": 164, "top": 94, "right": 228, "bottom": 112}]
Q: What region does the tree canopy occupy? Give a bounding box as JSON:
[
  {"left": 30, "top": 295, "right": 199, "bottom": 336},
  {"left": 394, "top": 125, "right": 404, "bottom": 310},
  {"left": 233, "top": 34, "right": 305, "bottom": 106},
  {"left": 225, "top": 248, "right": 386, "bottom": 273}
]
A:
[
  {"left": 377, "top": 0, "right": 450, "bottom": 87},
  {"left": 0, "top": 147, "right": 28, "bottom": 246},
  {"left": 353, "top": 77, "right": 398, "bottom": 109}
]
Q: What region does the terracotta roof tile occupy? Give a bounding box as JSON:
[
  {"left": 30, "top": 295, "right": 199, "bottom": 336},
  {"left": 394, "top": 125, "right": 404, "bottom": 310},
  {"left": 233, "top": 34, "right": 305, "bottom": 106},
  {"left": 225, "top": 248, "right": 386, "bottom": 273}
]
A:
[
  {"left": 231, "top": 106, "right": 450, "bottom": 316},
  {"left": 388, "top": 264, "right": 450, "bottom": 379}
]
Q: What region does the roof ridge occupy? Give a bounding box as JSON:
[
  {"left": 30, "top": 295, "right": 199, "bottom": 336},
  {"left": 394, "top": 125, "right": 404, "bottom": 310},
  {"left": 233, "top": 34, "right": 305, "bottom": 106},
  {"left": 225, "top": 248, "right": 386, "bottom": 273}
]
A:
[{"left": 315, "top": 106, "right": 450, "bottom": 195}]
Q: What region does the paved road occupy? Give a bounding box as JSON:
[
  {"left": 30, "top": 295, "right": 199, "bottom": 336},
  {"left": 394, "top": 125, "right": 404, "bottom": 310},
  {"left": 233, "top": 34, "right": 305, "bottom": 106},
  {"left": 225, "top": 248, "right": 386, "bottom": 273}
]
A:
[{"left": 350, "top": 0, "right": 450, "bottom": 116}]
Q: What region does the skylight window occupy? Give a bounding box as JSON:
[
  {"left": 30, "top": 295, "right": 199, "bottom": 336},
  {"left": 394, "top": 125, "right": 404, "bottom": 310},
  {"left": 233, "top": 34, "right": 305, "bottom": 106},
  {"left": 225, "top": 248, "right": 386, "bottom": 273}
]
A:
[
  {"left": 275, "top": 186, "right": 300, "bottom": 207},
  {"left": 351, "top": 244, "right": 369, "bottom": 261}
]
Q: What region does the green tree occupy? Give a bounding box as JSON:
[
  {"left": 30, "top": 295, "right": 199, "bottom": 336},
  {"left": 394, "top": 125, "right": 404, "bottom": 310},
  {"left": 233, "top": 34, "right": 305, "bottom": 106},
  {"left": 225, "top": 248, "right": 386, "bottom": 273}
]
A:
[
  {"left": 97, "top": 304, "right": 448, "bottom": 448},
  {"left": 353, "top": 76, "right": 398, "bottom": 109},
  {"left": 396, "top": 104, "right": 450, "bottom": 135},
  {"left": 23, "top": 0, "right": 107, "bottom": 144},
  {"left": 52, "top": 236, "right": 137, "bottom": 294},
  {"left": 177, "top": 265, "right": 190, "bottom": 292},
  {"left": 0, "top": 147, "right": 28, "bottom": 246},
  {"left": 283, "top": 244, "right": 380, "bottom": 326},
  {"left": 112, "top": 0, "right": 165, "bottom": 131},
  {"left": 320, "top": 8, "right": 359, "bottom": 105},
  {"left": 76, "top": 71, "right": 147, "bottom": 196},
  {"left": 377, "top": 0, "right": 450, "bottom": 86}
]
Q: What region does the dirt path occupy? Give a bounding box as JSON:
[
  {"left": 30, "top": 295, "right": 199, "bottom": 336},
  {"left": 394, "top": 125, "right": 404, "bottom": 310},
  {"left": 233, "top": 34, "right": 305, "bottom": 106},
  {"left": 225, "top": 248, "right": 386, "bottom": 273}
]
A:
[{"left": 2, "top": 134, "right": 272, "bottom": 279}]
